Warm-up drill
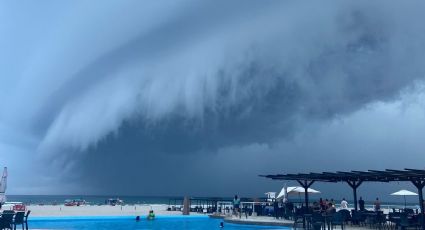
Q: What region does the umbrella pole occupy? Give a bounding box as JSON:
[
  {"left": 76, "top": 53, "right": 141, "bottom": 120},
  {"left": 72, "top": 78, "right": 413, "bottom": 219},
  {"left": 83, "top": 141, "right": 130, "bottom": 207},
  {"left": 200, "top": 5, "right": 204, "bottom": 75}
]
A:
[{"left": 404, "top": 195, "right": 406, "bottom": 209}]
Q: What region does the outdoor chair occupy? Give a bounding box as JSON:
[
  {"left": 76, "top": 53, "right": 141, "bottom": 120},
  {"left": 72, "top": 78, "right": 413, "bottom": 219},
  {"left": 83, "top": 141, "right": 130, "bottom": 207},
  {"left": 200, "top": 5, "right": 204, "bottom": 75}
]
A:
[
  {"left": 285, "top": 203, "right": 295, "bottom": 220},
  {"left": 331, "top": 212, "right": 345, "bottom": 230},
  {"left": 351, "top": 210, "right": 365, "bottom": 226},
  {"left": 12, "top": 212, "right": 25, "bottom": 230},
  {"left": 375, "top": 213, "right": 387, "bottom": 229},
  {"left": 311, "top": 212, "right": 325, "bottom": 230},
  {"left": 293, "top": 209, "right": 305, "bottom": 230},
  {"left": 0, "top": 213, "right": 15, "bottom": 230},
  {"left": 338, "top": 209, "right": 351, "bottom": 224},
  {"left": 413, "top": 213, "right": 424, "bottom": 230},
  {"left": 2, "top": 211, "right": 14, "bottom": 214},
  {"left": 399, "top": 213, "right": 410, "bottom": 230},
  {"left": 24, "top": 211, "right": 30, "bottom": 230},
  {"left": 388, "top": 212, "right": 401, "bottom": 229},
  {"left": 293, "top": 215, "right": 304, "bottom": 230},
  {"left": 404, "top": 209, "right": 414, "bottom": 215},
  {"left": 364, "top": 211, "right": 378, "bottom": 228}
]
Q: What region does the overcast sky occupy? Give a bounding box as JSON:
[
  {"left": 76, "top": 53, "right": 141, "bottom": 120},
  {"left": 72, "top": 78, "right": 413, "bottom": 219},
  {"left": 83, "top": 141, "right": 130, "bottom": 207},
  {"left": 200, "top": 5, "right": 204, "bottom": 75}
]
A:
[{"left": 1, "top": 1, "right": 425, "bottom": 201}]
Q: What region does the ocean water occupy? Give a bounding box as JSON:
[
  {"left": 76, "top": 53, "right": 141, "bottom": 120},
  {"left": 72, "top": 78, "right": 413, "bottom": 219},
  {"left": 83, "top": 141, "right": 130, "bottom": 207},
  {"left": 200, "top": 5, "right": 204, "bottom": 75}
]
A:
[
  {"left": 6, "top": 195, "right": 185, "bottom": 205},
  {"left": 7, "top": 195, "right": 417, "bottom": 207},
  {"left": 29, "top": 216, "right": 289, "bottom": 230}
]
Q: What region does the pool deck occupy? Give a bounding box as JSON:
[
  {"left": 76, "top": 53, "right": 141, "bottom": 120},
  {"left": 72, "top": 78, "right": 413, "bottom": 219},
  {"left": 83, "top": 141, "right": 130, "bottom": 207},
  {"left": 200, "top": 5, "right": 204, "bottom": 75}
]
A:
[
  {"left": 223, "top": 216, "right": 294, "bottom": 227},
  {"left": 220, "top": 216, "right": 388, "bottom": 230}
]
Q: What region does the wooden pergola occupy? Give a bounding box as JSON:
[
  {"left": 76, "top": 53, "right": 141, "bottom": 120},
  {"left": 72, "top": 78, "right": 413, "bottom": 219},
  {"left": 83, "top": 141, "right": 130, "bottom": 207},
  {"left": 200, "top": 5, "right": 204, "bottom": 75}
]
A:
[{"left": 261, "top": 168, "right": 425, "bottom": 229}]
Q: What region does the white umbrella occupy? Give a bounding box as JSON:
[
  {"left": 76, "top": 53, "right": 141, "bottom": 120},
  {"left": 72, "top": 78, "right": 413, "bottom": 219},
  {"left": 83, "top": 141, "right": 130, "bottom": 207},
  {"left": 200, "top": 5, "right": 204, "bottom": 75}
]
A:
[
  {"left": 276, "top": 184, "right": 288, "bottom": 200},
  {"left": 277, "top": 186, "right": 320, "bottom": 202},
  {"left": 287, "top": 187, "right": 321, "bottom": 194},
  {"left": 391, "top": 189, "right": 418, "bottom": 208}
]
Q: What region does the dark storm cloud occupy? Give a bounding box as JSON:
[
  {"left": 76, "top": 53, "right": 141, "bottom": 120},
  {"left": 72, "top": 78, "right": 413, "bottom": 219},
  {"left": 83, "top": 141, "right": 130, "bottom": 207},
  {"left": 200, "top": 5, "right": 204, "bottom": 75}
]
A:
[{"left": 1, "top": 1, "right": 425, "bottom": 195}]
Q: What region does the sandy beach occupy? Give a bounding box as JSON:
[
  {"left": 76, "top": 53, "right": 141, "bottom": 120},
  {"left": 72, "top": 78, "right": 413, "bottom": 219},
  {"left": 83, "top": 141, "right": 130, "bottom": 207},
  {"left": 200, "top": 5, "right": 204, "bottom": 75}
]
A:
[
  {"left": 8, "top": 204, "right": 397, "bottom": 217},
  {"left": 15, "top": 204, "right": 193, "bottom": 217}
]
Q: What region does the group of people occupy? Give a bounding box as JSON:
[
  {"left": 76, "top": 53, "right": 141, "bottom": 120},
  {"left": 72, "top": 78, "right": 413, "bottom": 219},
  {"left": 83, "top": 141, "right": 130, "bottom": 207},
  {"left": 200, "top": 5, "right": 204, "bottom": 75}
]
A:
[
  {"left": 358, "top": 196, "right": 381, "bottom": 211},
  {"left": 311, "top": 196, "right": 381, "bottom": 213},
  {"left": 312, "top": 198, "right": 338, "bottom": 214},
  {"left": 135, "top": 209, "right": 156, "bottom": 222}
]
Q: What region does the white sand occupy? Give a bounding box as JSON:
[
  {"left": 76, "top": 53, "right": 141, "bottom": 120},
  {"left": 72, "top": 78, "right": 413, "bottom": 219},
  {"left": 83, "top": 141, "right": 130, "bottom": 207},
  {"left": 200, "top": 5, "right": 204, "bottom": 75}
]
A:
[{"left": 23, "top": 204, "right": 201, "bottom": 217}]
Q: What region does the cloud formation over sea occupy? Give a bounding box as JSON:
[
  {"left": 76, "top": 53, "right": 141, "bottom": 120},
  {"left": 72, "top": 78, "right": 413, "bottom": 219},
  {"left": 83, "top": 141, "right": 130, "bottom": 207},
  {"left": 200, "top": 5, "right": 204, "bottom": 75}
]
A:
[{"left": 1, "top": 0, "right": 425, "bottom": 195}]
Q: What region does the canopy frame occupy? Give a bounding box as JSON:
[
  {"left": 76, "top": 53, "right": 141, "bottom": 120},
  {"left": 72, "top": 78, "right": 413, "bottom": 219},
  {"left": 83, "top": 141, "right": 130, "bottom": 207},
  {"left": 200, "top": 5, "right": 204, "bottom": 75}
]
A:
[{"left": 261, "top": 168, "right": 425, "bottom": 230}]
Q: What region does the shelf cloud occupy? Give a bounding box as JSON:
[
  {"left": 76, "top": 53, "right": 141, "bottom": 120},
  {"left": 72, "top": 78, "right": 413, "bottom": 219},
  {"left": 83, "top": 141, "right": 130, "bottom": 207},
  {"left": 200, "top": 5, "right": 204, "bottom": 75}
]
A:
[{"left": 1, "top": 0, "right": 425, "bottom": 195}]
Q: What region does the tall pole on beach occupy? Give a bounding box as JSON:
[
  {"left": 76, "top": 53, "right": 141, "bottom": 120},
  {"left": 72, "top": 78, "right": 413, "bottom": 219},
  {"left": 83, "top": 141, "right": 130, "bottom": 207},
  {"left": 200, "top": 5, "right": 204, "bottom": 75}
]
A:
[{"left": 183, "top": 196, "right": 190, "bottom": 215}]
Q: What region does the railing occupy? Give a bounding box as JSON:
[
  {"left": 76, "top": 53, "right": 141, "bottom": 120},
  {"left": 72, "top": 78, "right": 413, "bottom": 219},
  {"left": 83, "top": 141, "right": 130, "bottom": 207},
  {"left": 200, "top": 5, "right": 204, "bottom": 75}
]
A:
[{"left": 234, "top": 202, "right": 422, "bottom": 220}]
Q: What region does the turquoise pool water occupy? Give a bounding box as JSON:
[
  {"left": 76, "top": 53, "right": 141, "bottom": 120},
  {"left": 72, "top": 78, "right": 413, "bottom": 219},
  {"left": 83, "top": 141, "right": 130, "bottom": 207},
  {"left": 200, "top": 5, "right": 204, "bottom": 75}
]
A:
[{"left": 30, "top": 216, "right": 288, "bottom": 230}]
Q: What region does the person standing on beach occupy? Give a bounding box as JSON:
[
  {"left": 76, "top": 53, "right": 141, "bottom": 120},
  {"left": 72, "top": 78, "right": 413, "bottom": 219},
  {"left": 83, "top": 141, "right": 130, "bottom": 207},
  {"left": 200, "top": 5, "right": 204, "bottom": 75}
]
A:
[
  {"left": 340, "top": 198, "right": 348, "bottom": 209},
  {"left": 359, "top": 197, "right": 365, "bottom": 211},
  {"left": 326, "top": 202, "right": 336, "bottom": 214},
  {"left": 330, "top": 199, "right": 335, "bottom": 207},
  {"left": 233, "top": 195, "right": 240, "bottom": 216},
  {"left": 319, "top": 198, "right": 325, "bottom": 210},
  {"left": 324, "top": 199, "right": 329, "bottom": 209},
  {"left": 374, "top": 198, "right": 381, "bottom": 211}
]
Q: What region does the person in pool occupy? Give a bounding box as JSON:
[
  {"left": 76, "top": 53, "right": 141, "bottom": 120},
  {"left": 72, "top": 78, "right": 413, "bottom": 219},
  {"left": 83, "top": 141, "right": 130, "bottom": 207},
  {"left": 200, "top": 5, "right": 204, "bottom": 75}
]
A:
[
  {"left": 220, "top": 222, "right": 224, "bottom": 228},
  {"left": 147, "top": 210, "right": 155, "bottom": 220}
]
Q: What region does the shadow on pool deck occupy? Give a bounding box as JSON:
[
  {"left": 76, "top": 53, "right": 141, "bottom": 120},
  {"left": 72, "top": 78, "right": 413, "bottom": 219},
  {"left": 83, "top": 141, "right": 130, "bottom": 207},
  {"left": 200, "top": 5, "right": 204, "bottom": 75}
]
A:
[
  {"left": 223, "top": 216, "right": 294, "bottom": 227},
  {"left": 222, "top": 216, "right": 394, "bottom": 230}
]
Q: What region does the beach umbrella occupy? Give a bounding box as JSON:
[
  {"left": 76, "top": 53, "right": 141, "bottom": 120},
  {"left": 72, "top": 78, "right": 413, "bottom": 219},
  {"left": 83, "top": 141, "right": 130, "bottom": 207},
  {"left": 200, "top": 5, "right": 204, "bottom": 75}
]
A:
[
  {"left": 391, "top": 189, "right": 418, "bottom": 208},
  {"left": 276, "top": 184, "right": 288, "bottom": 200},
  {"left": 287, "top": 187, "right": 321, "bottom": 194},
  {"left": 277, "top": 186, "right": 320, "bottom": 202},
  {"left": 288, "top": 187, "right": 321, "bottom": 202}
]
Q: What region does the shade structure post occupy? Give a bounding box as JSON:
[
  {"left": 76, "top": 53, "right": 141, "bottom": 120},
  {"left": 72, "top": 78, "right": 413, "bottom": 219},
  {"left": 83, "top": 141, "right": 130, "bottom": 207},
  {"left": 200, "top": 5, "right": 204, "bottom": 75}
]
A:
[
  {"left": 419, "top": 186, "right": 425, "bottom": 230},
  {"left": 346, "top": 180, "right": 363, "bottom": 211},
  {"left": 353, "top": 187, "right": 357, "bottom": 210},
  {"left": 296, "top": 179, "right": 315, "bottom": 209},
  {"left": 296, "top": 179, "right": 315, "bottom": 229},
  {"left": 412, "top": 180, "right": 425, "bottom": 230}
]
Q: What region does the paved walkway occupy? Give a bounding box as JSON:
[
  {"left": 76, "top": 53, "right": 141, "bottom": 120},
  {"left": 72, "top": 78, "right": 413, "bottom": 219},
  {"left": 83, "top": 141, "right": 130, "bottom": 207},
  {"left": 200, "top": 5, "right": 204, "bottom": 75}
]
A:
[{"left": 222, "top": 216, "right": 394, "bottom": 230}]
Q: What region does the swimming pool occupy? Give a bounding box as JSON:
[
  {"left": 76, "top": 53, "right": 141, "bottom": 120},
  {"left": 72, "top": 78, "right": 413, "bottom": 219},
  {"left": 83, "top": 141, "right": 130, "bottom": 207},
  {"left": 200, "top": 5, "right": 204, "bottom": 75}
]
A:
[{"left": 29, "top": 216, "right": 289, "bottom": 230}]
